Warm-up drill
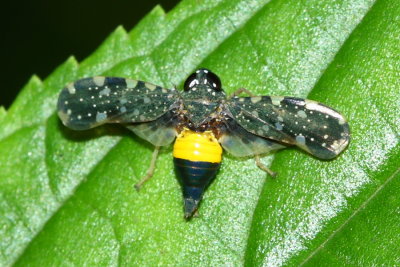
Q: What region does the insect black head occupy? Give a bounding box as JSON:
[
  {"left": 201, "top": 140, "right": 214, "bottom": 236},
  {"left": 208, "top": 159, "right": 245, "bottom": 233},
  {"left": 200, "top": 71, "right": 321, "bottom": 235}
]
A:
[{"left": 183, "top": 69, "right": 222, "bottom": 92}]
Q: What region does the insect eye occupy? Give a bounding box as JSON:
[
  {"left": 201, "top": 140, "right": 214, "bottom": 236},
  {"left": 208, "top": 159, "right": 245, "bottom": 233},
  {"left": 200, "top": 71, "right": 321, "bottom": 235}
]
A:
[
  {"left": 183, "top": 73, "right": 198, "bottom": 91},
  {"left": 183, "top": 69, "right": 223, "bottom": 92},
  {"left": 204, "top": 70, "right": 222, "bottom": 91}
]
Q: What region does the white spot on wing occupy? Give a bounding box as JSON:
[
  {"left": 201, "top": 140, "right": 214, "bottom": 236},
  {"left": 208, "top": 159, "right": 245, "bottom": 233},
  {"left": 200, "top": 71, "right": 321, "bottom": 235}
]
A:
[
  {"left": 271, "top": 96, "right": 284, "bottom": 106},
  {"left": 99, "top": 87, "right": 111, "bottom": 96},
  {"left": 330, "top": 138, "right": 349, "bottom": 154},
  {"left": 67, "top": 83, "right": 76, "bottom": 94},
  {"left": 275, "top": 122, "right": 283, "bottom": 130},
  {"left": 58, "top": 111, "right": 69, "bottom": 123},
  {"left": 295, "top": 136, "right": 313, "bottom": 154},
  {"left": 250, "top": 96, "right": 262, "bottom": 103},
  {"left": 297, "top": 110, "right": 307, "bottom": 119},
  {"left": 126, "top": 79, "right": 138, "bottom": 88},
  {"left": 145, "top": 82, "right": 156, "bottom": 91},
  {"left": 96, "top": 112, "right": 107, "bottom": 122},
  {"left": 296, "top": 135, "right": 306, "bottom": 145},
  {"left": 93, "top": 76, "right": 105, "bottom": 87},
  {"left": 338, "top": 117, "right": 346, "bottom": 125},
  {"left": 305, "top": 100, "right": 343, "bottom": 120}
]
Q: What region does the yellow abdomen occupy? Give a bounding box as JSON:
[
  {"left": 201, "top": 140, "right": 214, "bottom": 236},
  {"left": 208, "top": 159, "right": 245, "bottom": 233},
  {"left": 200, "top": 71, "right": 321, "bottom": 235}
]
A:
[{"left": 173, "top": 128, "right": 222, "bottom": 163}]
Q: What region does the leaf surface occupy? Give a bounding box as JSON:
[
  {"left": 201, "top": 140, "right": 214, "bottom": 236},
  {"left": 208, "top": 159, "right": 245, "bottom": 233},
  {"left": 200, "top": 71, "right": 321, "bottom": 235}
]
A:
[{"left": 1, "top": 0, "right": 398, "bottom": 266}]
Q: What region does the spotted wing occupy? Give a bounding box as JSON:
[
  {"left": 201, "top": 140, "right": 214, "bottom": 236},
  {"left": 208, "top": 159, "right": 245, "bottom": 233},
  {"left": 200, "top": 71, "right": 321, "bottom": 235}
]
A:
[
  {"left": 57, "top": 76, "right": 178, "bottom": 130},
  {"left": 218, "top": 118, "right": 285, "bottom": 157},
  {"left": 226, "top": 96, "right": 350, "bottom": 159}
]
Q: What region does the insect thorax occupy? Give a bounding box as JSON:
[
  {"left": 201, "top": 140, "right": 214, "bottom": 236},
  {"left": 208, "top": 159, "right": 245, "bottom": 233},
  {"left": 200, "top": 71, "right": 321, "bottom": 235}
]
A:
[{"left": 178, "top": 84, "right": 227, "bottom": 130}]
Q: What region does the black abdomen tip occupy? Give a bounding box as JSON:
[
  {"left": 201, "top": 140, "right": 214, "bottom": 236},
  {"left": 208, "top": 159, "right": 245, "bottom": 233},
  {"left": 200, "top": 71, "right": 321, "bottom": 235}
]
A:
[{"left": 174, "top": 158, "right": 220, "bottom": 219}]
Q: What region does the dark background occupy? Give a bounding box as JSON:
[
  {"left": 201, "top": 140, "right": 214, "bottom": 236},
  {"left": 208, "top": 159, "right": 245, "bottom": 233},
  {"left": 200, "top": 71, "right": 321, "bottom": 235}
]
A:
[{"left": 0, "top": 0, "right": 180, "bottom": 108}]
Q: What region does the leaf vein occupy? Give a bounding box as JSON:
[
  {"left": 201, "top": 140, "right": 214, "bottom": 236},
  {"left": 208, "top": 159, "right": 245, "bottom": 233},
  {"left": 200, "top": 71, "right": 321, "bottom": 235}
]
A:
[{"left": 300, "top": 165, "right": 400, "bottom": 265}]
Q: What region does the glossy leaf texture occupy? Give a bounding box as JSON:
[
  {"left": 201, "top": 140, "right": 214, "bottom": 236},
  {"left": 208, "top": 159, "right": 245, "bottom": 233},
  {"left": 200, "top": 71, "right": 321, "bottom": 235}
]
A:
[{"left": 0, "top": 0, "right": 399, "bottom": 266}]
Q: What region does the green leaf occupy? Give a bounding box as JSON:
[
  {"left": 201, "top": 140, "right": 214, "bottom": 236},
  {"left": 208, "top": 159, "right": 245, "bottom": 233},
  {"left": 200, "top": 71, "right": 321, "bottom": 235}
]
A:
[{"left": 0, "top": 0, "right": 398, "bottom": 266}]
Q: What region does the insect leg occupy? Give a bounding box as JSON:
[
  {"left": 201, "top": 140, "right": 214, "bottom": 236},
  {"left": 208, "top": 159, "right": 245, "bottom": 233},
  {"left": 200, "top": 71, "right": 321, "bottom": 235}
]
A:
[
  {"left": 255, "top": 155, "right": 277, "bottom": 177},
  {"left": 134, "top": 146, "right": 160, "bottom": 191},
  {"left": 228, "top": 88, "right": 255, "bottom": 98}
]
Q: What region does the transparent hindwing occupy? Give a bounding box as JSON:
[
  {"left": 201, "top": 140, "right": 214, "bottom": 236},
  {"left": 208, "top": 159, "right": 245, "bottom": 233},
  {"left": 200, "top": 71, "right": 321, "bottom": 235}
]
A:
[
  {"left": 126, "top": 110, "right": 178, "bottom": 146},
  {"left": 218, "top": 118, "right": 285, "bottom": 157}
]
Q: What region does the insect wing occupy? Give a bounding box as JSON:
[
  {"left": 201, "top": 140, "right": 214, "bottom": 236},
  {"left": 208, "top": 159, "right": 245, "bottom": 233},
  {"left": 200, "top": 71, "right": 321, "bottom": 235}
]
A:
[
  {"left": 126, "top": 111, "right": 178, "bottom": 147},
  {"left": 219, "top": 118, "right": 285, "bottom": 157},
  {"left": 226, "top": 96, "right": 350, "bottom": 159},
  {"left": 57, "top": 77, "right": 178, "bottom": 130}
]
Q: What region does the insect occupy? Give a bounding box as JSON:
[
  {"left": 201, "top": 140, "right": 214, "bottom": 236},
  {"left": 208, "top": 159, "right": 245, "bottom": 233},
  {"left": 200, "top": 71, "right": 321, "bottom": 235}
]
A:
[{"left": 57, "top": 69, "right": 350, "bottom": 219}]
